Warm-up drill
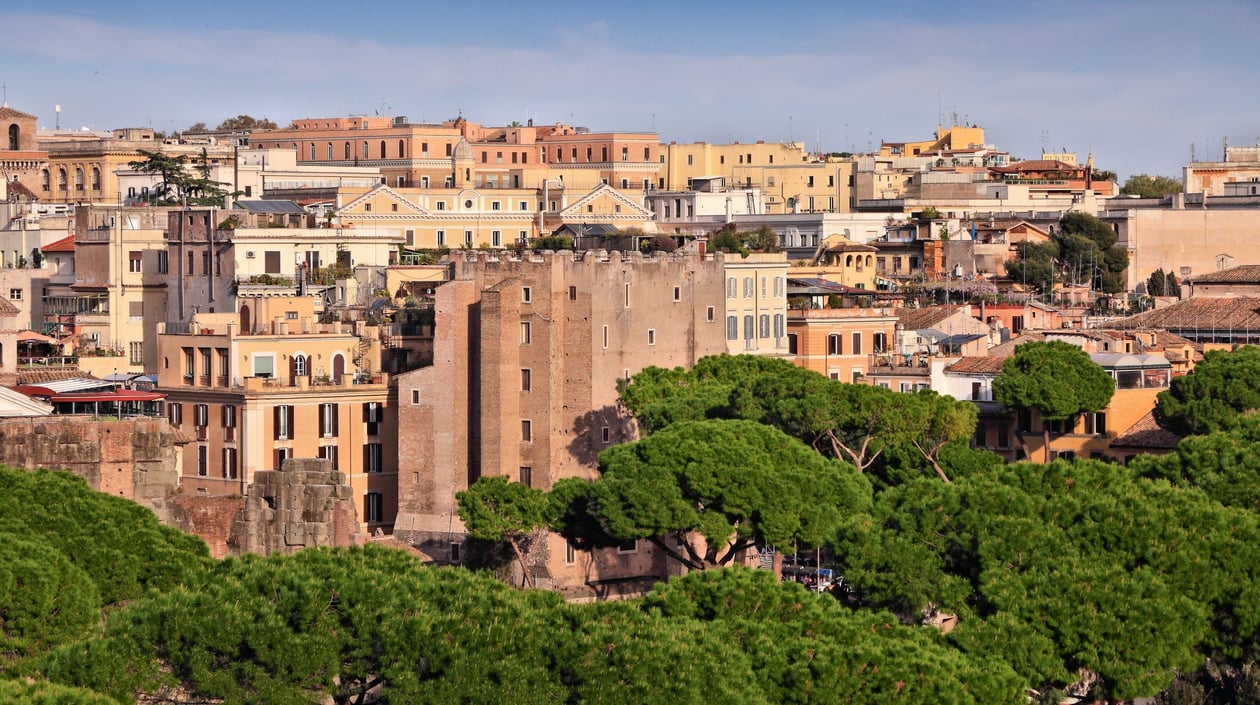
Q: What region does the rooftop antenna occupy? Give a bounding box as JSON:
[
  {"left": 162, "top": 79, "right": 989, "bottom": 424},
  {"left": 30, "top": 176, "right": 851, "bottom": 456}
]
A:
[
  {"left": 1, "top": 82, "right": 6, "bottom": 108},
  {"left": 55, "top": 104, "right": 61, "bottom": 130}
]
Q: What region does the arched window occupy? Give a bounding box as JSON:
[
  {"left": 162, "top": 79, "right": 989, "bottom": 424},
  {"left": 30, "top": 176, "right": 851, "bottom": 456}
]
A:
[
  {"left": 57, "top": 168, "right": 67, "bottom": 190},
  {"left": 308, "top": 143, "right": 315, "bottom": 160},
  {"left": 74, "top": 168, "right": 84, "bottom": 191},
  {"left": 327, "top": 143, "right": 333, "bottom": 160},
  {"left": 7, "top": 124, "right": 17, "bottom": 151},
  {"left": 398, "top": 139, "right": 405, "bottom": 157},
  {"left": 362, "top": 141, "right": 368, "bottom": 158},
  {"left": 41, "top": 169, "right": 49, "bottom": 191},
  {"left": 380, "top": 140, "right": 386, "bottom": 159},
  {"left": 845, "top": 255, "right": 853, "bottom": 267},
  {"left": 294, "top": 354, "right": 307, "bottom": 377},
  {"left": 344, "top": 142, "right": 350, "bottom": 159},
  {"left": 91, "top": 167, "right": 101, "bottom": 191}
]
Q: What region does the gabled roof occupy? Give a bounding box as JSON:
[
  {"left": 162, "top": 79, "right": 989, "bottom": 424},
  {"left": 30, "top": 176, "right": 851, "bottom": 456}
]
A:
[
  {"left": 558, "top": 183, "right": 651, "bottom": 219},
  {"left": 6, "top": 180, "right": 38, "bottom": 200},
  {"left": 946, "top": 356, "right": 1008, "bottom": 375},
  {"left": 42, "top": 235, "right": 75, "bottom": 253},
  {"left": 1110, "top": 411, "right": 1181, "bottom": 450},
  {"left": 0, "top": 297, "right": 20, "bottom": 317},
  {"left": 1188, "top": 265, "right": 1260, "bottom": 284},
  {"left": 337, "top": 184, "right": 432, "bottom": 218},
  {"left": 1111, "top": 297, "right": 1260, "bottom": 332},
  {"left": 0, "top": 105, "right": 37, "bottom": 121}
]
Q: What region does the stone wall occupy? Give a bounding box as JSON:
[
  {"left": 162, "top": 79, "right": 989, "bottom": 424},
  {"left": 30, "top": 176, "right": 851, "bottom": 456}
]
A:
[
  {"left": 0, "top": 417, "right": 180, "bottom": 522},
  {"left": 227, "top": 457, "right": 364, "bottom": 556}
]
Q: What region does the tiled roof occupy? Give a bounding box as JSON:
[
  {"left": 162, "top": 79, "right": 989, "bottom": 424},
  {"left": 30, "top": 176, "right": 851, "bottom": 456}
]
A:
[
  {"left": 41, "top": 235, "right": 75, "bottom": 253},
  {"left": 991, "top": 159, "right": 1077, "bottom": 173},
  {"left": 1188, "top": 265, "right": 1260, "bottom": 284},
  {"left": 0, "top": 106, "right": 37, "bottom": 120},
  {"left": 6, "top": 180, "right": 38, "bottom": 200},
  {"left": 0, "top": 297, "right": 19, "bottom": 317},
  {"left": 1110, "top": 411, "right": 1182, "bottom": 450},
  {"left": 946, "top": 356, "right": 1008, "bottom": 375},
  {"left": 1110, "top": 297, "right": 1260, "bottom": 332},
  {"left": 895, "top": 307, "right": 954, "bottom": 331}
]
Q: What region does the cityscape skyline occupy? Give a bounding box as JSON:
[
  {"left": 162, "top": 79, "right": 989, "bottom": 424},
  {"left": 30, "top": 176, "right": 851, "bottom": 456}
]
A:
[{"left": 3, "top": 0, "right": 1259, "bottom": 182}]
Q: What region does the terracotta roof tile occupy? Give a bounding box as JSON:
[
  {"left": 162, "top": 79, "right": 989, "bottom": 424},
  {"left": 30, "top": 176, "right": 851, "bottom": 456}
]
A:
[
  {"left": 1111, "top": 297, "right": 1260, "bottom": 332},
  {"left": 1110, "top": 412, "right": 1182, "bottom": 450},
  {"left": 896, "top": 307, "right": 954, "bottom": 331},
  {"left": 1188, "top": 265, "right": 1260, "bottom": 284},
  {"left": 946, "top": 356, "right": 1008, "bottom": 375},
  {"left": 41, "top": 235, "right": 75, "bottom": 253}
]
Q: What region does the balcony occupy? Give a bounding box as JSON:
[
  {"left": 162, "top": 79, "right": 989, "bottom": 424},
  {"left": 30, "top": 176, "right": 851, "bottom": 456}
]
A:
[{"left": 19, "top": 355, "right": 79, "bottom": 368}]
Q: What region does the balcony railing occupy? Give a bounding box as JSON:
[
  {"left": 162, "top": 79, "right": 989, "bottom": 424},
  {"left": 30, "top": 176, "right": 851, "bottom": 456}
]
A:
[{"left": 19, "top": 356, "right": 79, "bottom": 368}]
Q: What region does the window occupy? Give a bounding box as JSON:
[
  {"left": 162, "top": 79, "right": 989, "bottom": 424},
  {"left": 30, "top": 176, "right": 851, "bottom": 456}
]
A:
[
  {"left": 520, "top": 321, "right": 531, "bottom": 344},
  {"left": 774, "top": 314, "right": 785, "bottom": 339},
  {"left": 129, "top": 341, "right": 143, "bottom": 365},
  {"left": 157, "top": 250, "right": 168, "bottom": 274},
  {"left": 436, "top": 230, "right": 446, "bottom": 246},
  {"left": 566, "top": 541, "right": 576, "bottom": 564},
  {"left": 7, "top": 288, "right": 20, "bottom": 301},
  {"left": 647, "top": 329, "right": 656, "bottom": 346},
  {"left": 411, "top": 389, "right": 420, "bottom": 405},
  {"left": 828, "top": 334, "right": 842, "bottom": 355},
  {"left": 129, "top": 301, "right": 143, "bottom": 320},
  {"left": 264, "top": 251, "right": 281, "bottom": 274},
  {"left": 492, "top": 230, "right": 501, "bottom": 247},
  {"left": 464, "top": 231, "right": 473, "bottom": 247},
  {"left": 673, "top": 286, "right": 681, "bottom": 302},
  {"left": 687, "top": 154, "right": 694, "bottom": 166},
  {"left": 129, "top": 251, "right": 142, "bottom": 273},
  {"left": 223, "top": 447, "right": 238, "bottom": 479},
  {"left": 168, "top": 402, "right": 182, "bottom": 426},
  {"left": 519, "top": 466, "right": 532, "bottom": 488},
  {"left": 787, "top": 333, "right": 798, "bottom": 354},
  {"left": 320, "top": 403, "right": 339, "bottom": 438},
  {"left": 364, "top": 402, "right": 381, "bottom": 435},
  {"left": 197, "top": 445, "right": 208, "bottom": 476},
  {"left": 569, "top": 285, "right": 577, "bottom": 301},
  {"left": 521, "top": 420, "right": 532, "bottom": 442},
  {"left": 222, "top": 404, "right": 237, "bottom": 441},
  {"left": 491, "top": 201, "right": 501, "bottom": 211},
  {"left": 364, "top": 443, "right": 383, "bottom": 473},
  {"left": 274, "top": 405, "right": 293, "bottom": 440},
  {"left": 318, "top": 445, "right": 339, "bottom": 471},
  {"left": 743, "top": 277, "right": 753, "bottom": 297},
  {"left": 851, "top": 332, "right": 863, "bottom": 355},
  {"left": 759, "top": 314, "right": 770, "bottom": 339},
  {"left": 726, "top": 316, "right": 738, "bottom": 341},
  {"left": 601, "top": 426, "right": 611, "bottom": 444},
  {"left": 435, "top": 200, "right": 446, "bottom": 211},
  {"left": 521, "top": 368, "right": 532, "bottom": 391},
  {"left": 617, "top": 539, "right": 638, "bottom": 554},
  {"left": 365, "top": 492, "right": 382, "bottom": 522},
  {"left": 743, "top": 315, "right": 754, "bottom": 343},
  {"left": 602, "top": 325, "right": 609, "bottom": 349}
]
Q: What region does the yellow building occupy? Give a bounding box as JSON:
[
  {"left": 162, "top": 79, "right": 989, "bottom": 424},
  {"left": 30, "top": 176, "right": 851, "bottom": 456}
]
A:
[
  {"left": 789, "top": 234, "right": 879, "bottom": 290},
  {"left": 335, "top": 182, "right": 654, "bottom": 250},
  {"left": 660, "top": 141, "right": 855, "bottom": 214},
  {"left": 722, "top": 252, "right": 790, "bottom": 356},
  {"left": 156, "top": 296, "right": 397, "bottom": 532}
]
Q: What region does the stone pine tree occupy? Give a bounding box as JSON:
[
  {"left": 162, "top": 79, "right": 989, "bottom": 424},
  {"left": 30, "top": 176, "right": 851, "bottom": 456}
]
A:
[{"left": 993, "top": 341, "right": 1115, "bottom": 461}]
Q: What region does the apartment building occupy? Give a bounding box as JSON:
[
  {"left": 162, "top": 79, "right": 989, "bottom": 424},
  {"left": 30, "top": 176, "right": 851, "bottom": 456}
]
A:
[
  {"left": 252, "top": 115, "right": 661, "bottom": 196},
  {"left": 394, "top": 248, "right": 732, "bottom": 596},
  {"left": 722, "top": 252, "right": 790, "bottom": 356},
  {"left": 156, "top": 296, "right": 396, "bottom": 531},
  {"left": 660, "top": 141, "right": 854, "bottom": 215}
]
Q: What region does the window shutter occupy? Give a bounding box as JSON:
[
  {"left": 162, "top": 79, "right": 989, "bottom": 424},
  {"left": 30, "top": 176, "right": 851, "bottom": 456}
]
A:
[
  {"left": 287, "top": 406, "right": 295, "bottom": 435},
  {"left": 273, "top": 406, "right": 281, "bottom": 440},
  {"left": 331, "top": 404, "right": 339, "bottom": 437}
]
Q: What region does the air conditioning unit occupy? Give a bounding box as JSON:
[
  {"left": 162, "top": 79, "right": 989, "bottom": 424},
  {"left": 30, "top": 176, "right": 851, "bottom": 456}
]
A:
[{"left": 246, "top": 251, "right": 255, "bottom": 259}]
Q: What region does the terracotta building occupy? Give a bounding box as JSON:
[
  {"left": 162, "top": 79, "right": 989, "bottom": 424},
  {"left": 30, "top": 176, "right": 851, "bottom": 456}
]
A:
[{"left": 394, "top": 248, "right": 732, "bottom": 597}]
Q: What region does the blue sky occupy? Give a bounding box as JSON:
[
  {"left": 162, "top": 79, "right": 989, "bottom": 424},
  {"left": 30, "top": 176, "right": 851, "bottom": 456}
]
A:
[{"left": 3, "top": 0, "right": 1258, "bottom": 181}]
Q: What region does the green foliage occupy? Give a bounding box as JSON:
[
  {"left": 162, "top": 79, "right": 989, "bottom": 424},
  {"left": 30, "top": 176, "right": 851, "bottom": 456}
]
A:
[
  {"left": 127, "top": 148, "right": 229, "bottom": 206},
  {"left": 557, "top": 419, "right": 870, "bottom": 570},
  {"left": 215, "top": 115, "right": 278, "bottom": 131},
  {"left": 1005, "top": 241, "right": 1059, "bottom": 294},
  {"left": 994, "top": 340, "right": 1114, "bottom": 422},
  {"left": 644, "top": 567, "right": 1026, "bottom": 705},
  {"left": 644, "top": 234, "right": 679, "bottom": 253},
  {"left": 1155, "top": 346, "right": 1260, "bottom": 436},
  {"left": 457, "top": 476, "right": 552, "bottom": 586},
  {"left": 0, "top": 678, "right": 118, "bottom": 704},
  {"left": 0, "top": 534, "right": 100, "bottom": 663},
  {"left": 1149, "top": 267, "right": 1170, "bottom": 296},
  {"left": 834, "top": 459, "right": 1260, "bottom": 701},
  {"left": 0, "top": 468, "right": 210, "bottom": 605},
  {"left": 1122, "top": 174, "right": 1183, "bottom": 198},
  {"left": 618, "top": 354, "right": 978, "bottom": 480},
  {"left": 1133, "top": 416, "right": 1260, "bottom": 511},
  {"left": 707, "top": 223, "right": 779, "bottom": 256},
  {"left": 531, "top": 234, "right": 573, "bottom": 251}
]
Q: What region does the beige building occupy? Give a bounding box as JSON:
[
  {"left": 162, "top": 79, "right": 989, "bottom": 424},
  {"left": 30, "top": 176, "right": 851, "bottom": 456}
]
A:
[
  {"left": 722, "top": 252, "right": 790, "bottom": 356},
  {"left": 660, "top": 141, "right": 854, "bottom": 214},
  {"left": 156, "top": 296, "right": 397, "bottom": 531},
  {"left": 394, "top": 248, "right": 731, "bottom": 597},
  {"left": 1108, "top": 206, "right": 1260, "bottom": 292}
]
